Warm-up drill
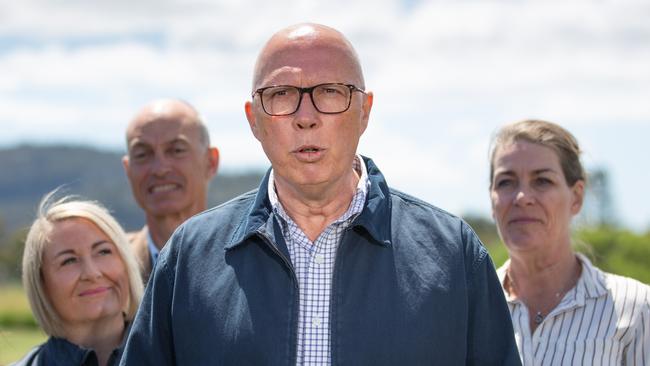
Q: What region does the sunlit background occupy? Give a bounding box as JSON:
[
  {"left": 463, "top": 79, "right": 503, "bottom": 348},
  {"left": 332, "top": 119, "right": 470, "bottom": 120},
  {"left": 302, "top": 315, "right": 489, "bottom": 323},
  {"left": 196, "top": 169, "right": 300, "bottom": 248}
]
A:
[
  {"left": 1, "top": 1, "right": 650, "bottom": 361},
  {"left": 1, "top": 0, "right": 649, "bottom": 230}
]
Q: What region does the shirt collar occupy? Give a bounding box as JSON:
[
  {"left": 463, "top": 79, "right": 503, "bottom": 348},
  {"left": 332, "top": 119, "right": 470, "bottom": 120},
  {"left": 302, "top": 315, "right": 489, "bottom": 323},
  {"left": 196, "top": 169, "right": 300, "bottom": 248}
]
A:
[
  {"left": 42, "top": 324, "right": 129, "bottom": 365},
  {"left": 497, "top": 252, "right": 609, "bottom": 305},
  {"left": 573, "top": 252, "right": 609, "bottom": 299},
  {"left": 146, "top": 229, "right": 160, "bottom": 267},
  {"left": 226, "top": 156, "right": 392, "bottom": 250}
]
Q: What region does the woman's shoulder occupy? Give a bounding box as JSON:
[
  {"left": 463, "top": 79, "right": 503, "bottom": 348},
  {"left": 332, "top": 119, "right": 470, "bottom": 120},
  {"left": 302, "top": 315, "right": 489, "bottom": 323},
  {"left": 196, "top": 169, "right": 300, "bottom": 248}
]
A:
[
  {"left": 578, "top": 254, "right": 649, "bottom": 306},
  {"left": 602, "top": 269, "right": 649, "bottom": 286},
  {"left": 11, "top": 336, "right": 95, "bottom": 366},
  {"left": 9, "top": 343, "right": 44, "bottom": 366},
  {"left": 602, "top": 270, "right": 650, "bottom": 301}
]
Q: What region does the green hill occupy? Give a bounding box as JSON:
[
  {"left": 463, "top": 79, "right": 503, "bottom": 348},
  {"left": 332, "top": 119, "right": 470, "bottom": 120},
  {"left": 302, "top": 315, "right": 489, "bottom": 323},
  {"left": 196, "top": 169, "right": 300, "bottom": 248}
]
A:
[{"left": 0, "top": 144, "right": 263, "bottom": 243}]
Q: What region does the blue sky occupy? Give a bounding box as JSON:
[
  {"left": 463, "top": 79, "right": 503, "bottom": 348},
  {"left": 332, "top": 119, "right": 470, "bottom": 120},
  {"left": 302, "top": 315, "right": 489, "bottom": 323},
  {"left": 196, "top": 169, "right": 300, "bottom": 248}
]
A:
[{"left": 1, "top": 0, "right": 649, "bottom": 231}]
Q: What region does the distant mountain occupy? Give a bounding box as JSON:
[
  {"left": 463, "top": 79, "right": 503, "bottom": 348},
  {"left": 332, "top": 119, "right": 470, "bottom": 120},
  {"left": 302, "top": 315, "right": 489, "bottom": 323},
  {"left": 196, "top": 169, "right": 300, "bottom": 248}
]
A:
[{"left": 0, "top": 144, "right": 264, "bottom": 236}]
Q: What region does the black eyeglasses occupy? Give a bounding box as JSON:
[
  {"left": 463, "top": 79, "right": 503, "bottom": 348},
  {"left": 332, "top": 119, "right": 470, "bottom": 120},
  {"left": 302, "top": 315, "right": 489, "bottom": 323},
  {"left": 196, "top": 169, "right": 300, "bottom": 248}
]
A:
[{"left": 252, "top": 83, "right": 366, "bottom": 116}]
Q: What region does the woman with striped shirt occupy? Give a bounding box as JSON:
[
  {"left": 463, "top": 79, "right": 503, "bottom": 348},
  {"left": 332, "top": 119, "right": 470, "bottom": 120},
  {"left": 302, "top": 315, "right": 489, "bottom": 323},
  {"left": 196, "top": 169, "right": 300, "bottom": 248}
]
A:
[{"left": 489, "top": 119, "right": 649, "bottom": 365}]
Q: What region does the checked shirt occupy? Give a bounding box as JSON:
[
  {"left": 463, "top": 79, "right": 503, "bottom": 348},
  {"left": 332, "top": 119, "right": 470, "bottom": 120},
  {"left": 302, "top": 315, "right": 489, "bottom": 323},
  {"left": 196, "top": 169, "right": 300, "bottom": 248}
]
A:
[{"left": 268, "top": 156, "right": 369, "bottom": 366}]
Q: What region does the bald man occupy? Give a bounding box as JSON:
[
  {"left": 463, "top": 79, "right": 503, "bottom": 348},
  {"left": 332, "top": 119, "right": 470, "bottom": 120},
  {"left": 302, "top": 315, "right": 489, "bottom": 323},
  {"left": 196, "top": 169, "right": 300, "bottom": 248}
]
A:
[
  {"left": 121, "top": 25, "right": 519, "bottom": 365},
  {"left": 122, "top": 99, "right": 219, "bottom": 283}
]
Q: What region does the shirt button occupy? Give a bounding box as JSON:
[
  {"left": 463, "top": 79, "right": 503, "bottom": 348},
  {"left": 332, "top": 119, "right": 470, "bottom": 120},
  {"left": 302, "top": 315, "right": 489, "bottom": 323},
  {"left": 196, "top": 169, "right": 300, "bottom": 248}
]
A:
[
  {"left": 312, "top": 316, "right": 322, "bottom": 327},
  {"left": 314, "top": 254, "right": 324, "bottom": 264}
]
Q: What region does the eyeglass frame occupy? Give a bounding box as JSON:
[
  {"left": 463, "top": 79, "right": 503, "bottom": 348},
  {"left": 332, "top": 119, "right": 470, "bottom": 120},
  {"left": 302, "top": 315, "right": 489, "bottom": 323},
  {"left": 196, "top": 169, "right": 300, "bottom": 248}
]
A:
[{"left": 252, "top": 83, "right": 367, "bottom": 116}]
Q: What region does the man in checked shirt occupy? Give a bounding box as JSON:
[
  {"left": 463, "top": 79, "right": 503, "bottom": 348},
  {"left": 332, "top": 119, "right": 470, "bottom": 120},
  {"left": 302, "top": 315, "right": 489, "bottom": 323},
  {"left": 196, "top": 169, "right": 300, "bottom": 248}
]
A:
[{"left": 121, "top": 23, "right": 521, "bottom": 366}]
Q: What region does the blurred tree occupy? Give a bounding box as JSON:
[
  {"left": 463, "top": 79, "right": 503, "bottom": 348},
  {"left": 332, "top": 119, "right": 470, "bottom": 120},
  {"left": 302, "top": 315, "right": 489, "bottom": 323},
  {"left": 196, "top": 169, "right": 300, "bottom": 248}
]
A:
[
  {"left": 0, "top": 214, "right": 6, "bottom": 281},
  {"left": 0, "top": 227, "right": 27, "bottom": 282},
  {"left": 462, "top": 213, "right": 499, "bottom": 246},
  {"left": 576, "top": 227, "right": 650, "bottom": 284},
  {"left": 580, "top": 167, "right": 617, "bottom": 228},
  {"left": 462, "top": 213, "right": 509, "bottom": 267}
]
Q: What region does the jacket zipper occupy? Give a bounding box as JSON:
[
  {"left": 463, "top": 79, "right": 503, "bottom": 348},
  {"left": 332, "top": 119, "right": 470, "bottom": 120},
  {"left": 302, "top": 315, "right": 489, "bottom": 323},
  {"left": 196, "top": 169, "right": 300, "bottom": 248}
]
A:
[
  {"left": 328, "top": 225, "right": 354, "bottom": 366},
  {"left": 257, "top": 230, "right": 300, "bottom": 366},
  {"left": 257, "top": 231, "right": 299, "bottom": 288}
]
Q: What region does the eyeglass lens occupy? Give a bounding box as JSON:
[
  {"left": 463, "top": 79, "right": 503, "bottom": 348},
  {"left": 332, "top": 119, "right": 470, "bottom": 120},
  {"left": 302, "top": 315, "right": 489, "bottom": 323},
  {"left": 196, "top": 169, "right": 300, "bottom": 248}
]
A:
[{"left": 261, "top": 84, "right": 351, "bottom": 115}]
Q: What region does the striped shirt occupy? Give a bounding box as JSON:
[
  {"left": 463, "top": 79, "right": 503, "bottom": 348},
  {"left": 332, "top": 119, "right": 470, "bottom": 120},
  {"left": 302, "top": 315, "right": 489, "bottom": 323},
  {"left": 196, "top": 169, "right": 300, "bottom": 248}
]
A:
[
  {"left": 268, "top": 155, "right": 369, "bottom": 366},
  {"left": 498, "top": 253, "right": 650, "bottom": 366}
]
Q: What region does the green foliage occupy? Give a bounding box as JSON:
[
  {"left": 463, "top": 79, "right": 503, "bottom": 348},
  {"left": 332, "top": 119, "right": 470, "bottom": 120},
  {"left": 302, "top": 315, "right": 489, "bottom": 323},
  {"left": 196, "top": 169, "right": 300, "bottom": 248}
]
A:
[
  {"left": 463, "top": 214, "right": 510, "bottom": 268},
  {"left": 575, "top": 227, "right": 650, "bottom": 284},
  {"left": 0, "top": 228, "right": 28, "bottom": 282},
  {"left": 485, "top": 242, "right": 510, "bottom": 268},
  {"left": 463, "top": 214, "right": 499, "bottom": 247},
  {"left": 0, "top": 284, "right": 38, "bottom": 328},
  {"left": 0, "top": 327, "right": 47, "bottom": 364},
  {"left": 0, "top": 284, "right": 42, "bottom": 363}
]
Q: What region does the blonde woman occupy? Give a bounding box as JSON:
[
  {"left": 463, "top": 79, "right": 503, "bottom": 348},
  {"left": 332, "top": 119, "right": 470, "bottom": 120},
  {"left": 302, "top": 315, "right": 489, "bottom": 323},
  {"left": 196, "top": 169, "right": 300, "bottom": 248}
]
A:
[{"left": 13, "top": 193, "right": 143, "bottom": 366}]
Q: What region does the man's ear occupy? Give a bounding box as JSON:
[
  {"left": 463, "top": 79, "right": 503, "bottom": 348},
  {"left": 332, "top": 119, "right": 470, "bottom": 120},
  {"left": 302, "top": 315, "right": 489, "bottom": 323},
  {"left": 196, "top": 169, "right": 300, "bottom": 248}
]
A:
[
  {"left": 245, "top": 101, "right": 261, "bottom": 141},
  {"left": 206, "top": 147, "right": 220, "bottom": 178},
  {"left": 122, "top": 155, "right": 130, "bottom": 172},
  {"left": 359, "top": 91, "right": 373, "bottom": 135}
]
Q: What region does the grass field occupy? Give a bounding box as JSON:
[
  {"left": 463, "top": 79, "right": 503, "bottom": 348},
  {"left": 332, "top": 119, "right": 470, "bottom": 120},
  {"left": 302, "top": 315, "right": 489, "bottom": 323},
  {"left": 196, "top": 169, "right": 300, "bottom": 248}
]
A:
[
  {"left": 0, "top": 283, "right": 46, "bottom": 365},
  {"left": 0, "top": 284, "right": 37, "bottom": 328},
  {"left": 0, "top": 327, "right": 47, "bottom": 365}
]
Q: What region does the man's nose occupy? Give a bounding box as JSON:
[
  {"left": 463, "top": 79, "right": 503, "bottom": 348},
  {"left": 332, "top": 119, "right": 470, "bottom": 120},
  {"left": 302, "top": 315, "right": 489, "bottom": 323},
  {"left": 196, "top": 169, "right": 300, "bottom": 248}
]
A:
[
  {"left": 293, "top": 92, "right": 320, "bottom": 130},
  {"left": 151, "top": 154, "right": 172, "bottom": 176}
]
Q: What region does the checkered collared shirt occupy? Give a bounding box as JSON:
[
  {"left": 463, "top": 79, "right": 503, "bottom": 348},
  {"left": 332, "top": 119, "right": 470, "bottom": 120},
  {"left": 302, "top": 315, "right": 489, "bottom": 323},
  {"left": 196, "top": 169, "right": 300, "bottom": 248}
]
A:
[{"left": 268, "top": 155, "right": 369, "bottom": 366}]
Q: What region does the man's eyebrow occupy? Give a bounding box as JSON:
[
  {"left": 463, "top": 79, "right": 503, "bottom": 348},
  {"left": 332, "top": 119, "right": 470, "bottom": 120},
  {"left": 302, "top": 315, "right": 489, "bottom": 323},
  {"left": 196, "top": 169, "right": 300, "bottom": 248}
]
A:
[
  {"left": 494, "top": 170, "right": 515, "bottom": 177},
  {"left": 129, "top": 136, "right": 193, "bottom": 152},
  {"left": 128, "top": 140, "right": 151, "bottom": 150},
  {"left": 169, "top": 137, "right": 191, "bottom": 145}
]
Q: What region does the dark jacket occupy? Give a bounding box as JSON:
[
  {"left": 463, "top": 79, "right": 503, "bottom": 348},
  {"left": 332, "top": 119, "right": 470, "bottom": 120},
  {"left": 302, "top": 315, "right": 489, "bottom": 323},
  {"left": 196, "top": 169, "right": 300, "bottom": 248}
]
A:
[
  {"left": 121, "top": 157, "right": 521, "bottom": 365},
  {"left": 11, "top": 336, "right": 124, "bottom": 366}
]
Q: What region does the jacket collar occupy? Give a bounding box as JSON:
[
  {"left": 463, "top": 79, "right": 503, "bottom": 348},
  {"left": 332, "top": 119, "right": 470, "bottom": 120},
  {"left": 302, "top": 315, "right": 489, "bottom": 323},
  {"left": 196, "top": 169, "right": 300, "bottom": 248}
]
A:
[
  {"left": 40, "top": 322, "right": 131, "bottom": 366},
  {"left": 225, "top": 156, "right": 392, "bottom": 250},
  {"left": 41, "top": 336, "right": 93, "bottom": 365},
  {"left": 352, "top": 156, "right": 392, "bottom": 246}
]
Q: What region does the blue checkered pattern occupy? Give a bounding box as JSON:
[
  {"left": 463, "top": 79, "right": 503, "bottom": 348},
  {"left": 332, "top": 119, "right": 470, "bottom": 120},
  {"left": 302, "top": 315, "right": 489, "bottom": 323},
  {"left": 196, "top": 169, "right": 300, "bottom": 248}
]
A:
[{"left": 268, "top": 156, "right": 369, "bottom": 366}]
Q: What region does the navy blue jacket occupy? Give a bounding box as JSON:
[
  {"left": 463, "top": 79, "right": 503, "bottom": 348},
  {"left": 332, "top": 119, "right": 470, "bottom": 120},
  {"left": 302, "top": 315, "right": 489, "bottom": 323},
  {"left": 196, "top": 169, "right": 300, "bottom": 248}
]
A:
[
  {"left": 11, "top": 336, "right": 124, "bottom": 366},
  {"left": 121, "top": 157, "right": 520, "bottom": 365}
]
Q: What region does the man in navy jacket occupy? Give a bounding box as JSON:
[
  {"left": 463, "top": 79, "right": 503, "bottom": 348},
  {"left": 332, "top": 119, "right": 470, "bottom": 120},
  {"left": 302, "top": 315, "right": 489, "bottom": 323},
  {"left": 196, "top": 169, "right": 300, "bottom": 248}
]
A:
[{"left": 121, "top": 23, "right": 520, "bottom": 365}]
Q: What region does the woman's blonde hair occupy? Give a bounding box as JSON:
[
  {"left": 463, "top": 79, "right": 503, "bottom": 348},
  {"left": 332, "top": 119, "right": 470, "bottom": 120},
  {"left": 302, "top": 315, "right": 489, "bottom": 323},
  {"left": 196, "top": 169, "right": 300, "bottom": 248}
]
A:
[{"left": 22, "top": 191, "right": 143, "bottom": 337}]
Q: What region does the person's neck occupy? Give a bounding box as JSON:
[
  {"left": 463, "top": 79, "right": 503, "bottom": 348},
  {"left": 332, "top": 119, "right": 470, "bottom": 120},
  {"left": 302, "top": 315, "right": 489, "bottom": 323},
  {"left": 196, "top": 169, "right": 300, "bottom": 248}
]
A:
[
  {"left": 63, "top": 315, "right": 125, "bottom": 366},
  {"left": 506, "top": 243, "right": 582, "bottom": 331},
  {"left": 146, "top": 208, "right": 202, "bottom": 250},
  {"left": 274, "top": 170, "right": 360, "bottom": 242},
  {"left": 507, "top": 243, "right": 579, "bottom": 291}
]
